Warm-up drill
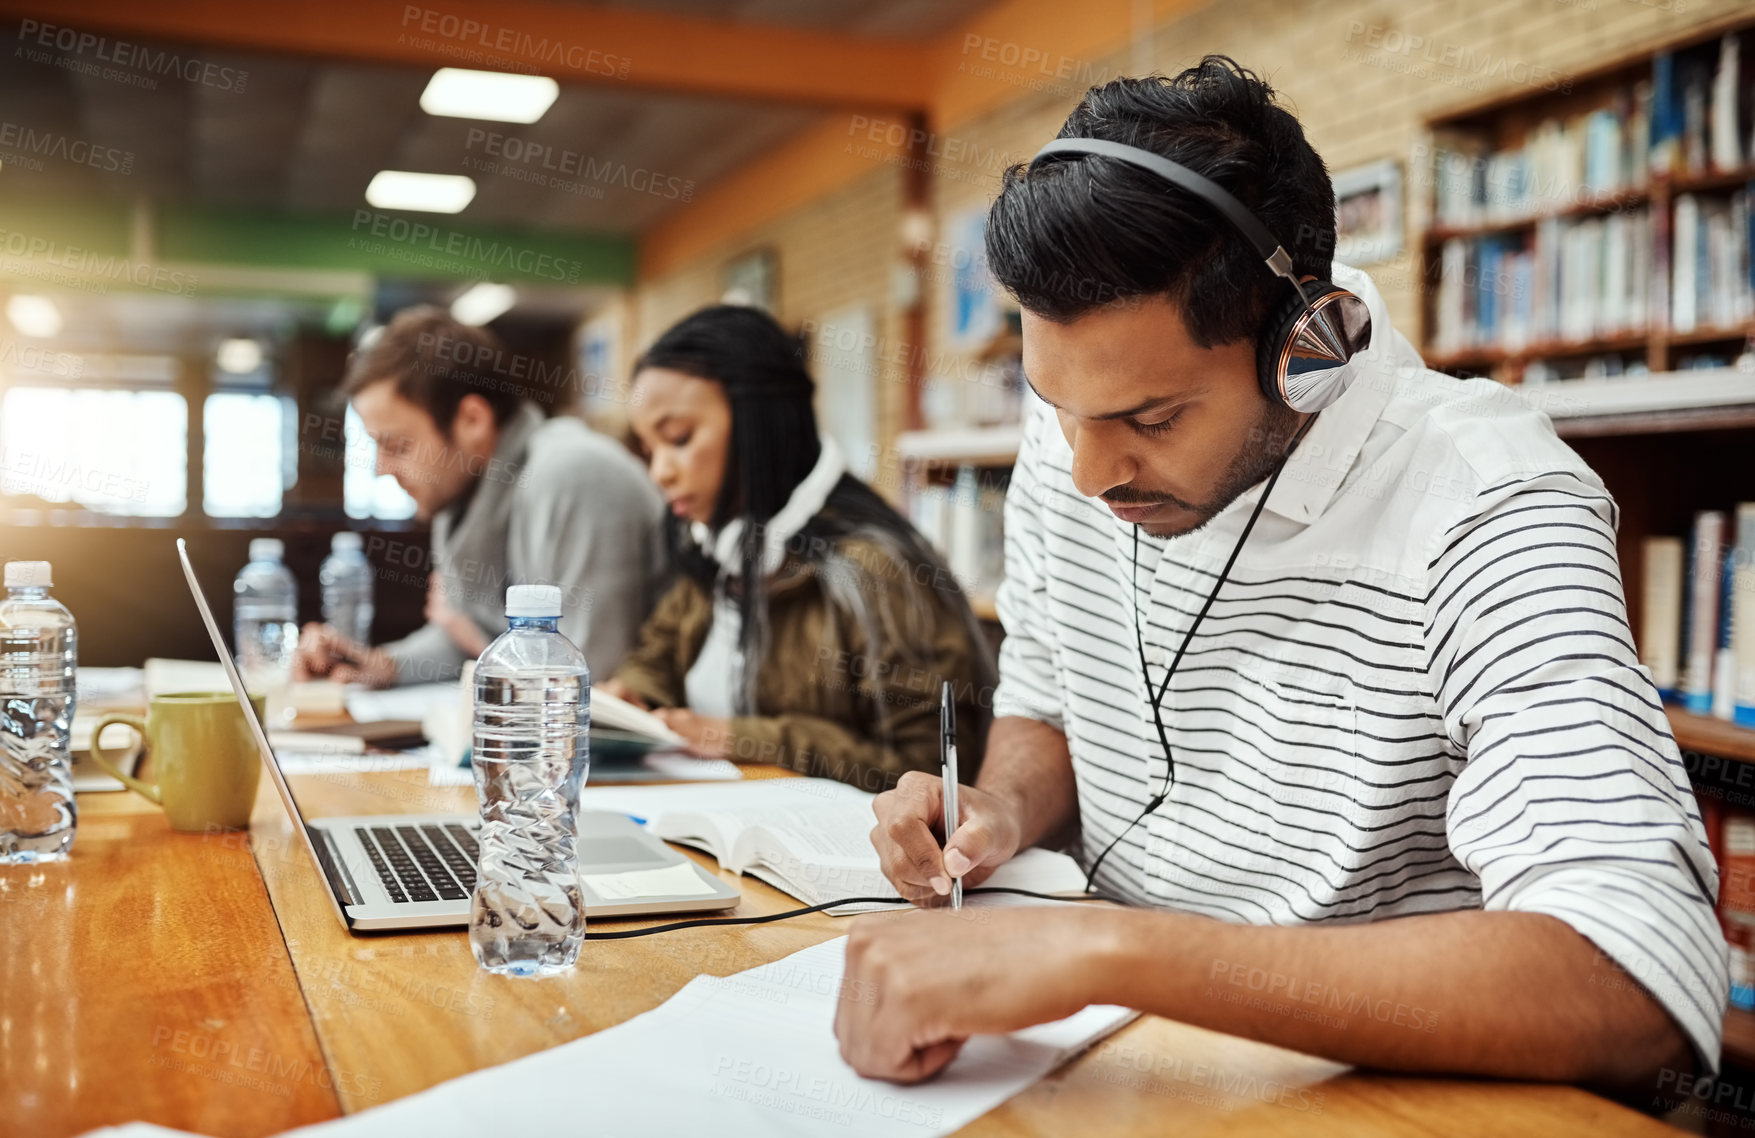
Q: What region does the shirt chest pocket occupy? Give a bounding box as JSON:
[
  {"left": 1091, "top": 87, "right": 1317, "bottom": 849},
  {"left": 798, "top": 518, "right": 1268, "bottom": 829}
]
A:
[{"left": 1186, "top": 651, "right": 1362, "bottom": 825}]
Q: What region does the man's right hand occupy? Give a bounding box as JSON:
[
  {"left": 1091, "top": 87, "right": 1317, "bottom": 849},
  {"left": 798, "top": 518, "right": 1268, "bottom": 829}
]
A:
[
  {"left": 870, "top": 770, "right": 1024, "bottom": 906},
  {"left": 293, "top": 622, "right": 398, "bottom": 689}
]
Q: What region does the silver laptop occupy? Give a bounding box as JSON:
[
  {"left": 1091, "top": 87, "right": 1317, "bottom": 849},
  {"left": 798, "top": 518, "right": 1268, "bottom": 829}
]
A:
[{"left": 176, "top": 538, "right": 740, "bottom": 932}]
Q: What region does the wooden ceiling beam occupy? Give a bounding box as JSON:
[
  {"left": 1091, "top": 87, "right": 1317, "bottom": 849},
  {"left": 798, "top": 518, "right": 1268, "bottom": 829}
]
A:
[{"left": 0, "top": 0, "right": 932, "bottom": 110}]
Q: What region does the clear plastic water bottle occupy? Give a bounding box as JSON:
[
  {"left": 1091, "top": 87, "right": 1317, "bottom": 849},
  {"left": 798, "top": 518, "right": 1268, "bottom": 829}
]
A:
[
  {"left": 470, "top": 584, "right": 590, "bottom": 976},
  {"left": 234, "top": 538, "right": 298, "bottom": 722},
  {"left": 0, "top": 561, "right": 78, "bottom": 863},
  {"left": 319, "top": 531, "right": 374, "bottom": 646}
]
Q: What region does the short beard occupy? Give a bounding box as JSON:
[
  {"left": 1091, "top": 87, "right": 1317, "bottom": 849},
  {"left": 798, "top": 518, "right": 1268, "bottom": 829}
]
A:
[{"left": 1144, "top": 399, "right": 1305, "bottom": 538}]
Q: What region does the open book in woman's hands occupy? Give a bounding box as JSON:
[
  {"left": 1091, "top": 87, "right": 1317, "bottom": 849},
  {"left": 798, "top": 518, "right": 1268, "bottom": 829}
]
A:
[{"left": 591, "top": 686, "right": 686, "bottom": 747}]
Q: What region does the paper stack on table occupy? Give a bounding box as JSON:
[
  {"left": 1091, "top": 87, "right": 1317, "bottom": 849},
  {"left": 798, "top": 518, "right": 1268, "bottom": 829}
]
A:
[{"left": 74, "top": 910, "right": 1134, "bottom": 1138}]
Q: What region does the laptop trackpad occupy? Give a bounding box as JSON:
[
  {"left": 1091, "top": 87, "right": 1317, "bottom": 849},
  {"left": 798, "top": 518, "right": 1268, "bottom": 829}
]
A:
[{"left": 578, "top": 835, "right": 673, "bottom": 869}]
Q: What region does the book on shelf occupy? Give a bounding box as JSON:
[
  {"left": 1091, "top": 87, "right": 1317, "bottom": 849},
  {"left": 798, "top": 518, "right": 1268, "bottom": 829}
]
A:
[
  {"left": 1431, "top": 208, "right": 1651, "bottom": 356},
  {"left": 1669, "top": 188, "right": 1754, "bottom": 333},
  {"left": 1641, "top": 535, "right": 1684, "bottom": 699},
  {"left": 1653, "top": 33, "right": 1754, "bottom": 178},
  {"left": 1735, "top": 503, "right": 1755, "bottom": 726},
  {"left": 1649, "top": 506, "right": 1755, "bottom": 724},
  {"left": 1432, "top": 95, "right": 1649, "bottom": 227},
  {"left": 909, "top": 463, "right": 1008, "bottom": 602},
  {"left": 1682, "top": 510, "right": 1726, "bottom": 714},
  {"left": 1719, "top": 807, "right": 1755, "bottom": 1011}
]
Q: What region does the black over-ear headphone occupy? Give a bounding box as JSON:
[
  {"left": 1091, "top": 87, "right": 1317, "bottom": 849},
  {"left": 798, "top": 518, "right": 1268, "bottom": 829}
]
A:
[{"left": 1028, "top": 137, "right": 1373, "bottom": 414}]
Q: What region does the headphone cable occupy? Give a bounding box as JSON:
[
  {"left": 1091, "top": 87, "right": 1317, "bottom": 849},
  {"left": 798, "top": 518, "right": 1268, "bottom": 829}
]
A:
[
  {"left": 1082, "top": 415, "right": 1316, "bottom": 893},
  {"left": 580, "top": 886, "right": 1107, "bottom": 940}
]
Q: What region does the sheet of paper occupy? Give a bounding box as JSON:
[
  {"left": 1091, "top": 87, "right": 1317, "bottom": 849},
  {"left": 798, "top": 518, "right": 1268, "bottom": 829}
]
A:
[
  {"left": 268, "top": 731, "right": 367, "bottom": 755},
  {"left": 581, "top": 861, "right": 721, "bottom": 901},
  {"left": 641, "top": 753, "right": 741, "bottom": 781},
  {"left": 143, "top": 658, "right": 229, "bottom": 698},
  {"left": 344, "top": 682, "right": 457, "bottom": 723},
  {"left": 429, "top": 754, "right": 744, "bottom": 788},
  {"left": 267, "top": 917, "right": 1132, "bottom": 1138},
  {"left": 76, "top": 666, "right": 145, "bottom": 709},
  {"left": 76, "top": 905, "right": 1135, "bottom": 1138},
  {"left": 580, "top": 776, "right": 870, "bottom": 821},
  {"left": 272, "top": 750, "right": 437, "bottom": 775}
]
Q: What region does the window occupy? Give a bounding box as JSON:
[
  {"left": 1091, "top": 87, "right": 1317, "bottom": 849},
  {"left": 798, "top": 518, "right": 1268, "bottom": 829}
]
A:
[
  {"left": 343, "top": 404, "right": 417, "bottom": 520},
  {"left": 203, "top": 392, "right": 295, "bottom": 517},
  {"left": 0, "top": 386, "right": 187, "bottom": 516}
]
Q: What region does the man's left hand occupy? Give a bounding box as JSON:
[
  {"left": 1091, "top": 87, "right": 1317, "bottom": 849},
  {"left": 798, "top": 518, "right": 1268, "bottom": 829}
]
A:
[{"left": 833, "top": 906, "right": 1114, "bottom": 1083}]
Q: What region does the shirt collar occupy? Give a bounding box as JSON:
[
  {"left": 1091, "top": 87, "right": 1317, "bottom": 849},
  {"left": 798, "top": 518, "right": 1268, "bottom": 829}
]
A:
[{"left": 1233, "top": 264, "right": 1412, "bottom": 527}]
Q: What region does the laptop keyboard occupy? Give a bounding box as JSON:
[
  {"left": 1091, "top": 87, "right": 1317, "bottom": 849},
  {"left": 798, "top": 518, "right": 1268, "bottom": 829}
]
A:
[{"left": 357, "top": 823, "right": 479, "bottom": 904}]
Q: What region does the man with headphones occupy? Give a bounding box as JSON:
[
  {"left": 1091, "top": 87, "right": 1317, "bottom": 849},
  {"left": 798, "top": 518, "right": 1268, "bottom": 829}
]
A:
[{"left": 837, "top": 57, "right": 1725, "bottom": 1098}]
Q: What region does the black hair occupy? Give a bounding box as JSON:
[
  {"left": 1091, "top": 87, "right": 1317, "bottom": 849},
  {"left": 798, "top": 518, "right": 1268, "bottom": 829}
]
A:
[
  {"left": 634, "top": 303, "right": 822, "bottom": 535},
  {"left": 633, "top": 305, "right": 996, "bottom": 721},
  {"left": 985, "top": 55, "right": 1335, "bottom": 346}
]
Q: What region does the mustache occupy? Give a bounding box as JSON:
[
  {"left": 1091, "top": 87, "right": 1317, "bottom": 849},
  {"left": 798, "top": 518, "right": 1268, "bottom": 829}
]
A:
[{"left": 1101, "top": 484, "right": 1200, "bottom": 511}]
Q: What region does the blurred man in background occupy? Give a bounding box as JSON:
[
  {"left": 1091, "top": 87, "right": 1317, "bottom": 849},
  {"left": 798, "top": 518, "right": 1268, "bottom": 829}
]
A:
[{"left": 294, "top": 306, "right": 668, "bottom": 687}]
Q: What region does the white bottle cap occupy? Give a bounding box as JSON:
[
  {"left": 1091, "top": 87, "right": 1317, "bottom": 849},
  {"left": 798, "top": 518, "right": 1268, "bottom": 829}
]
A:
[
  {"left": 506, "top": 584, "right": 562, "bottom": 618},
  {"left": 4, "top": 561, "right": 51, "bottom": 588},
  {"left": 250, "top": 538, "right": 284, "bottom": 562},
  {"left": 331, "top": 531, "right": 363, "bottom": 553}
]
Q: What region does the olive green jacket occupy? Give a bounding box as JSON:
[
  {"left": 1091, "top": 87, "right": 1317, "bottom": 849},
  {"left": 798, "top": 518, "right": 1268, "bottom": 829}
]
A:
[{"left": 612, "top": 536, "right": 991, "bottom": 793}]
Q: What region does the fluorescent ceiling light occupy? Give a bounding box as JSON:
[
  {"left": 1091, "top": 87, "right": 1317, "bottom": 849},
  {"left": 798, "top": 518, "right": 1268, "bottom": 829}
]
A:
[
  {"left": 451, "top": 282, "right": 516, "bottom": 327},
  {"left": 217, "top": 338, "right": 263, "bottom": 374},
  {"left": 365, "top": 170, "right": 476, "bottom": 214},
  {"left": 6, "top": 295, "right": 62, "bottom": 338},
  {"left": 420, "top": 68, "right": 560, "bottom": 123}
]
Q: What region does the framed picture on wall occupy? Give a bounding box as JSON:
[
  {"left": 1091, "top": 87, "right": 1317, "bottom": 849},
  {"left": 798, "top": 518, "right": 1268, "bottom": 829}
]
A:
[
  {"left": 947, "top": 204, "right": 1002, "bottom": 351},
  {"left": 1332, "top": 159, "right": 1402, "bottom": 265},
  {"left": 722, "top": 248, "right": 778, "bottom": 313}
]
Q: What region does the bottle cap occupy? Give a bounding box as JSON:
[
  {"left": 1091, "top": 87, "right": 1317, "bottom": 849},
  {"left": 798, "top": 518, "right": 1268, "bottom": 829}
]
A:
[
  {"left": 249, "top": 538, "right": 284, "bottom": 562},
  {"left": 4, "top": 561, "right": 51, "bottom": 588},
  {"left": 331, "top": 531, "right": 363, "bottom": 553},
  {"left": 505, "top": 584, "right": 562, "bottom": 618}
]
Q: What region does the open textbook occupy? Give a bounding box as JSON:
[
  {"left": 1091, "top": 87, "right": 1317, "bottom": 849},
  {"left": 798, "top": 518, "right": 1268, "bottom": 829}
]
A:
[{"left": 581, "top": 779, "right": 1089, "bottom": 911}]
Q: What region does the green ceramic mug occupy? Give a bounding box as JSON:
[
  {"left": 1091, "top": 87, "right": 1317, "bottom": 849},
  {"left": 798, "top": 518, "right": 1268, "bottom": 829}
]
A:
[{"left": 88, "top": 691, "right": 266, "bottom": 832}]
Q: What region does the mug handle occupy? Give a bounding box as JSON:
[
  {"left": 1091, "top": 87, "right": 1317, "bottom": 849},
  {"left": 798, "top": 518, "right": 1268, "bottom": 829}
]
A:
[{"left": 88, "top": 714, "right": 161, "bottom": 805}]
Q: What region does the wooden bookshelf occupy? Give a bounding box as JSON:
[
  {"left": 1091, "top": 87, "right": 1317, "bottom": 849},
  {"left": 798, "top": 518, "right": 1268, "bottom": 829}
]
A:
[
  {"left": 1670, "top": 708, "right": 1755, "bottom": 765},
  {"left": 1419, "top": 19, "right": 1755, "bottom": 382},
  {"left": 1418, "top": 17, "right": 1755, "bottom": 721},
  {"left": 1422, "top": 187, "right": 1653, "bottom": 244},
  {"left": 1725, "top": 1006, "right": 1755, "bottom": 1070},
  {"left": 1423, "top": 330, "right": 1656, "bottom": 373}
]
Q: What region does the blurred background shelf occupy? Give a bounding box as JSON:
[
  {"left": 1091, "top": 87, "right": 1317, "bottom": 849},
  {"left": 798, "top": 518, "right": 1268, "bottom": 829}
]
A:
[
  {"left": 1526, "top": 366, "right": 1755, "bottom": 436},
  {"left": 1669, "top": 707, "right": 1755, "bottom": 765},
  {"left": 893, "top": 423, "right": 1023, "bottom": 469}
]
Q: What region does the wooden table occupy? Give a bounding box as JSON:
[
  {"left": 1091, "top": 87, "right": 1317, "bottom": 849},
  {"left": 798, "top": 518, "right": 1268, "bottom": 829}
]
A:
[{"left": 3, "top": 765, "right": 1685, "bottom": 1137}]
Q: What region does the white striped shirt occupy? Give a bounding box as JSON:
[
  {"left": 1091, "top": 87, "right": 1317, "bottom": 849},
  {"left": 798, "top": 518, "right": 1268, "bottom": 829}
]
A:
[{"left": 993, "top": 265, "right": 1728, "bottom": 1069}]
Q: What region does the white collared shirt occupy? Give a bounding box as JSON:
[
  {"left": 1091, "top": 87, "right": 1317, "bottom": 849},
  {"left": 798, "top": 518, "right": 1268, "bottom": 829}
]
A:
[{"left": 993, "top": 265, "right": 1727, "bottom": 1068}]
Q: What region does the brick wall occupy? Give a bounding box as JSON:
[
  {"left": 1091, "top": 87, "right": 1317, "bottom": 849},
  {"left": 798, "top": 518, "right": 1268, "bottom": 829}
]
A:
[{"left": 632, "top": 0, "right": 1749, "bottom": 463}]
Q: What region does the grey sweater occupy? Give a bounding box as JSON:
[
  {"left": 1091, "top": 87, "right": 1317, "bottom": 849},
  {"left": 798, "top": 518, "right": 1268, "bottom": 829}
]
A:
[{"left": 382, "top": 404, "right": 668, "bottom": 684}]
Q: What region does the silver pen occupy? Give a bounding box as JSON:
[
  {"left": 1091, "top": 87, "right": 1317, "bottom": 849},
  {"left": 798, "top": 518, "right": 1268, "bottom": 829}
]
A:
[{"left": 940, "top": 680, "right": 961, "bottom": 911}]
